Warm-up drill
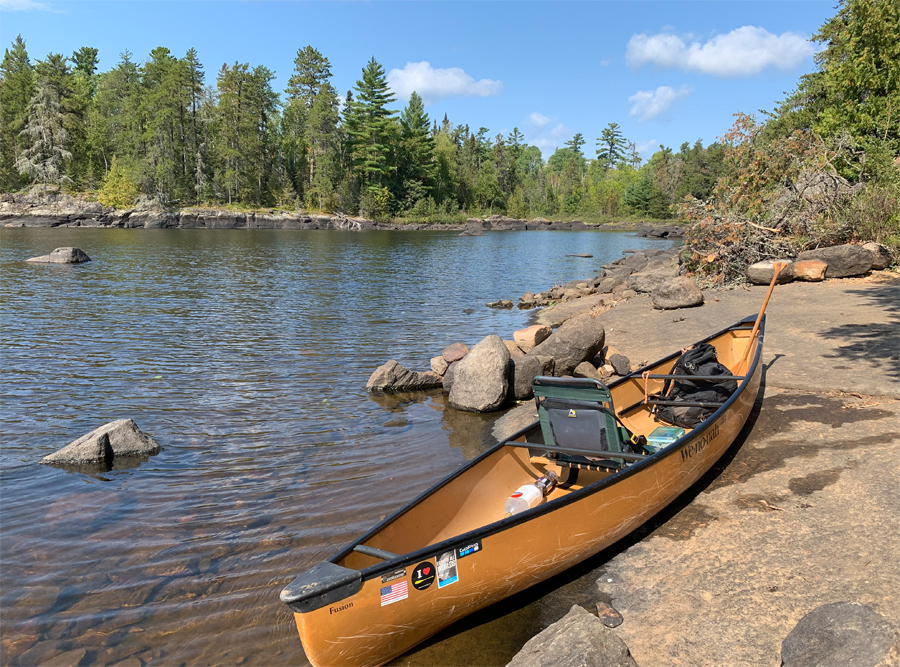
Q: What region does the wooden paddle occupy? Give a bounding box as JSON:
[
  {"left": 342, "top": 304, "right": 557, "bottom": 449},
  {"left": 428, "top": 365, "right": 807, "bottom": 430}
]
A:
[{"left": 736, "top": 261, "right": 787, "bottom": 376}]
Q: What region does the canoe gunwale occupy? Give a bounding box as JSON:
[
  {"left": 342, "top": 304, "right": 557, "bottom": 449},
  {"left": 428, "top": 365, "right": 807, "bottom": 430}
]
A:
[{"left": 314, "top": 314, "right": 765, "bottom": 589}]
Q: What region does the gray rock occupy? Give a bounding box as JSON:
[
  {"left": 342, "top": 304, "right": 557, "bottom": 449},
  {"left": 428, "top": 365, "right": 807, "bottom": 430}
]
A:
[
  {"left": 26, "top": 247, "right": 91, "bottom": 264},
  {"left": 442, "top": 361, "right": 459, "bottom": 392},
  {"left": 620, "top": 252, "right": 649, "bottom": 272},
  {"left": 597, "top": 275, "right": 626, "bottom": 294},
  {"left": 863, "top": 242, "right": 892, "bottom": 270},
  {"left": 365, "top": 360, "right": 443, "bottom": 393},
  {"left": 781, "top": 602, "right": 899, "bottom": 667},
  {"left": 487, "top": 299, "right": 514, "bottom": 309},
  {"left": 573, "top": 361, "right": 603, "bottom": 381},
  {"left": 42, "top": 419, "right": 160, "bottom": 464},
  {"left": 608, "top": 353, "right": 631, "bottom": 376},
  {"left": 797, "top": 244, "right": 873, "bottom": 277},
  {"left": 620, "top": 289, "right": 637, "bottom": 299},
  {"left": 492, "top": 402, "right": 539, "bottom": 442},
  {"left": 627, "top": 270, "right": 672, "bottom": 294},
  {"left": 652, "top": 276, "right": 704, "bottom": 309},
  {"left": 596, "top": 601, "right": 624, "bottom": 628},
  {"left": 448, "top": 335, "right": 511, "bottom": 412},
  {"left": 504, "top": 340, "right": 526, "bottom": 358},
  {"left": 442, "top": 342, "right": 469, "bottom": 363},
  {"left": 509, "top": 355, "right": 555, "bottom": 400},
  {"left": 527, "top": 312, "right": 605, "bottom": 376},
  {"left": 747, "top": 259, "right": 795, "bottom": 285},
  {"left": 430, "top": 356, "right": 449, "bottom": 376},
  {"left": 506, "top": 605, "right": 638, "bottom": 667}
]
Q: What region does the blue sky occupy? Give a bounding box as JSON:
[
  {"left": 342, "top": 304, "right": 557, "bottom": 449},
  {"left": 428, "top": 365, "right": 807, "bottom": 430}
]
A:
[{"left": 1, "top": 1, "right": 835, "bottom": 160}]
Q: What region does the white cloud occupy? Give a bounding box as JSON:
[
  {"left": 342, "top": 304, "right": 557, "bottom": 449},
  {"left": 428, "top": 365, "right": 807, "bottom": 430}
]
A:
[
  {"left": 525, "top": 112, "right": 552, "bottom": 131},
  {"left": 626, "top": 26, "right": 814, "bottom": 77},
  {"left": 599, "top": 58, "right": 612, "bottom": 67},
  {"left": 635, "top": 139, "right": 658, "bottom": 156},
  {"left": 0, "top": 0, "right": 55, "bottom": 10},
  {"left": 524, "top": 112, "right": 569, "bottom": 158},
  {"left": 387, "top": 61, "right": 503, "bottom": 105},
  {"left": 629, "top": 85, "right": 691, "bottom": 122}
]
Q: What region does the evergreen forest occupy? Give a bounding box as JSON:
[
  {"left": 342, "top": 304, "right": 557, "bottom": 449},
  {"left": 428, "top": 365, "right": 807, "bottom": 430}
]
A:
[{"left": 1, "top": 0, "right": 897, "bottom": 275}]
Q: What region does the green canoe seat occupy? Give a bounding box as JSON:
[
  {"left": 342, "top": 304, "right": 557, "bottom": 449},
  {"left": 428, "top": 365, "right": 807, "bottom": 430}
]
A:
[{"left": 531, "top": 376, "right": 634, "bottom": 462}]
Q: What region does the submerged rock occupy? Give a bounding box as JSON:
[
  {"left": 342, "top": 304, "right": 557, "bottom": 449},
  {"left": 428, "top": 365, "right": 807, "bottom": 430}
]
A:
[
  {"left": 42, "top": 419, "right": 160, "bottom": 464},
  {"left": 25, "top": 247, "right": 91, "bottom": 264},
  {"left": 506, "top": 605, "right": 638, "bottom": 667},
  {"left": 366, "top": 360, "right": 442, "bottom": 393}
]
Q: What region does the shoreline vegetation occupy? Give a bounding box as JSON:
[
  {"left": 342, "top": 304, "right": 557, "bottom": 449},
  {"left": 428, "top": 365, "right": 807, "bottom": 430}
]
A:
[{"left": 3, "top": 0, "right": 897, "bottom": 286}]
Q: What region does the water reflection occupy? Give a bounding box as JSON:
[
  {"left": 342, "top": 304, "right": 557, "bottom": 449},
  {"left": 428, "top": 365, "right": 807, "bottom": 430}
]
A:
[{"left": 0, "top": 227, "right": 671, "bottom": 666}]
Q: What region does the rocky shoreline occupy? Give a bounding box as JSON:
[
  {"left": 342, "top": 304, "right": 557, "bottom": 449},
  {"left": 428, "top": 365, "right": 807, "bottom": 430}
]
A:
[{"left": 0, "top": 191, "right": 682, "bottom": 237}]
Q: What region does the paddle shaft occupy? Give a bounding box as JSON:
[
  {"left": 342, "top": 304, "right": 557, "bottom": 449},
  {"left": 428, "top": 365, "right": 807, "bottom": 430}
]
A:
[{"left": 739, "top": 262, "right": 787, "bottom": 373}]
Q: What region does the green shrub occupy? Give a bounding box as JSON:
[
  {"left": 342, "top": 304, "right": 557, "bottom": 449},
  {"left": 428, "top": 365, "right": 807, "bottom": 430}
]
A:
[{"left": 97, "top": 158, "right": 139, "bottom": 209}]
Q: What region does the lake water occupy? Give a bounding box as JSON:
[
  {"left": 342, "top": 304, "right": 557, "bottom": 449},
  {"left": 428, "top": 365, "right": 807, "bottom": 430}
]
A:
[{"left": 0, "top": 227, "right": 672, "bottom": 666}]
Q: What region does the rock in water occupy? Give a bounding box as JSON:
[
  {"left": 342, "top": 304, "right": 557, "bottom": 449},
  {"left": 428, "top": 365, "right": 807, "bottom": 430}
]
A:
[
  {"left": 509, "top": 355, "right": 555, "bottom": 400},
  {"left": 797, "top": 244, "right": 873, "bottom": 277},
  {"left": 651, "top": 276, "right": 704, "bottom": 310},
  {"left": 26, "top": 247, "right": 91, "bottom": 264},
  {"left": 366, "top": 360, "right": 443, "bottom": 393},
  {"left": 448, "top": 335, "right": 510, "bottom": 412},
  {"left": 442, "top": 342, "right": 469, "bottom": 364},
  {"left": 42, "top": 419, "right": 160, "bottom": 464},
  {"left": 506, "top": 605, "right": 638, "bottom": 667},
  {"left": 781, "top": 602, "right": 899, "bottom": 667},
  {"left": 527, "top": 312, "right": 605, "bottom": 376}
]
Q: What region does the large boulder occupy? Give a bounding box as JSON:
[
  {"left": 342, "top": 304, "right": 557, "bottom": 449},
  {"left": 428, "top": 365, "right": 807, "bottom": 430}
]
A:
[
  {"left": 781, "top": 602, "right": 899, "bottom": 667},
  {"left": 597, "top": 275, "right": 626, "bottom": 294},
  {"left": 527, "top": 312, "right": 605, "bottom": 376},
  {"left": 514, "top": 325, "right": 552, "bottom": 353},
  {"left": 509, "top": 355, "right": 555, "bottom": 400},
  {"left": 573, "top": 361, "right": 603, "bottom": 381},
  {"left": 651, "top": 276, "right": 704, "bottom": 309},
  {"left": 366, "top": 360, "right": 443, "bottom": 393},
  {"left": 506, "top": 605, "right": 638, "bottom": 667},
  {"left": 503, "top": 340, "right": 525, "bottom": 358},
  {"left": 448, "top": 335, "right": 510, "bottom": 412},
  {"left": 797, "top": 244, "right": 873, "bottom": 277},
  {"left": 26, "top": 247, "right": 91, "bottom": 264},
  {"left": 747, "top": 259, "right": 795, "bottom": 285},
  {"left": 626, "top": 270, "right": 672, "bottom": 294},
  {"left": 42, "top": 419, "right": 160, "bottom": 464},
  {"left": 863, "top": 242, "right": 892, "bottom": 270}
]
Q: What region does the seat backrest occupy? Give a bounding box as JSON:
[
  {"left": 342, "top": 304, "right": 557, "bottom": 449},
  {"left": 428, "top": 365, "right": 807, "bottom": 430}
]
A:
[{"left": 532, "top": 377, "right": 625, "bottom": 455}]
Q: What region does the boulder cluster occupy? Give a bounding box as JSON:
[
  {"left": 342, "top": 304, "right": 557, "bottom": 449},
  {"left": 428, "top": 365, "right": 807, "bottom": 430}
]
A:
[
  {"left": 513, "top": 247, "right": 702, "bottom": 311},
  {"left": 746, "top": 242, "right": 891, "bottom": 284},
  {"left": 367, "top": 312, "right": 638, "bottom": 413}
]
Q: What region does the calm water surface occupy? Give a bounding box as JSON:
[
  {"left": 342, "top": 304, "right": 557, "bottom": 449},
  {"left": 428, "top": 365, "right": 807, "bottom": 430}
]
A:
[{"left": 0, "top": 228, "right": 671, "bottom": 666}]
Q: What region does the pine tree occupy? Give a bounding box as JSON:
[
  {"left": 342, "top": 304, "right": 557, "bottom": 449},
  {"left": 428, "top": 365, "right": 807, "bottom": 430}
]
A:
[
  {"left": 398, "top": 91, "right": 434, "bottom": 209},
  {"left": 564, "top": 133, "right": 586, "bottom": 155},
  {"left": 596, "top": 122, "right": 627, "bottom": 171},
  {"left": 0, "top": 35, "right": 35, "bottom": 190},
  {"left": 345, "top": 57, "right": 397, "bottom": 195},
  {"left": 16, "top": 77, "right": 72, "bottom": 184}
]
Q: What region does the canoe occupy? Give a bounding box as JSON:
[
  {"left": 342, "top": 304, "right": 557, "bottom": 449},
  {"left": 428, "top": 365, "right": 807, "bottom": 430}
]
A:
[{"left": 281, "top": 314, "right": 766, "bottom": 667}]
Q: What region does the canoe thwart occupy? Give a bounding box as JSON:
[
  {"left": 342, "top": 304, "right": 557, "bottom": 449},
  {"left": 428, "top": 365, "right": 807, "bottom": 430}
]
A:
[
  {"left": 507, "top": 441, "right": 647, "bottom": 462},
  {"left": 352, "top": 544, "right": 401, "bottom": 561},
  {"left": 280, "top": 560, "right": 362, "bottom": 613}
]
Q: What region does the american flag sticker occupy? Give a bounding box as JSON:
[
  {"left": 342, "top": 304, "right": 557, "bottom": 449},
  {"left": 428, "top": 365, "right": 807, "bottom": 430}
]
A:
[{"left": 380, "top": 580, "right": 409, "bottom": 606}]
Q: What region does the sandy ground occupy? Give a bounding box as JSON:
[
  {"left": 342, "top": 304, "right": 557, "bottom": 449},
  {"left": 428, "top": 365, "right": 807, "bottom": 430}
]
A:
[{"left": 508, "top": 272, "right": 899, "bottom": 666}]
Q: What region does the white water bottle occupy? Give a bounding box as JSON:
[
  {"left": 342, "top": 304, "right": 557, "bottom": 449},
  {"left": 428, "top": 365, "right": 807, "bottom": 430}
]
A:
[{"left": 504, "top": 471, "right": 560, "bottom": 517}]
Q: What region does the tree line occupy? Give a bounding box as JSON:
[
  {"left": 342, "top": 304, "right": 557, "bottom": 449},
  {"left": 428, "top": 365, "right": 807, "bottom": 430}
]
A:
[{"left": 0, "top": 38, "right": 726, "bottom": 220}]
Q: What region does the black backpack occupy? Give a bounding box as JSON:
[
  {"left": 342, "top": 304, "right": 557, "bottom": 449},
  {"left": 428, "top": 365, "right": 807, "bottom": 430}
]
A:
[{"left": 653, "top": 343, "right": 737, "bottom": 428}]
